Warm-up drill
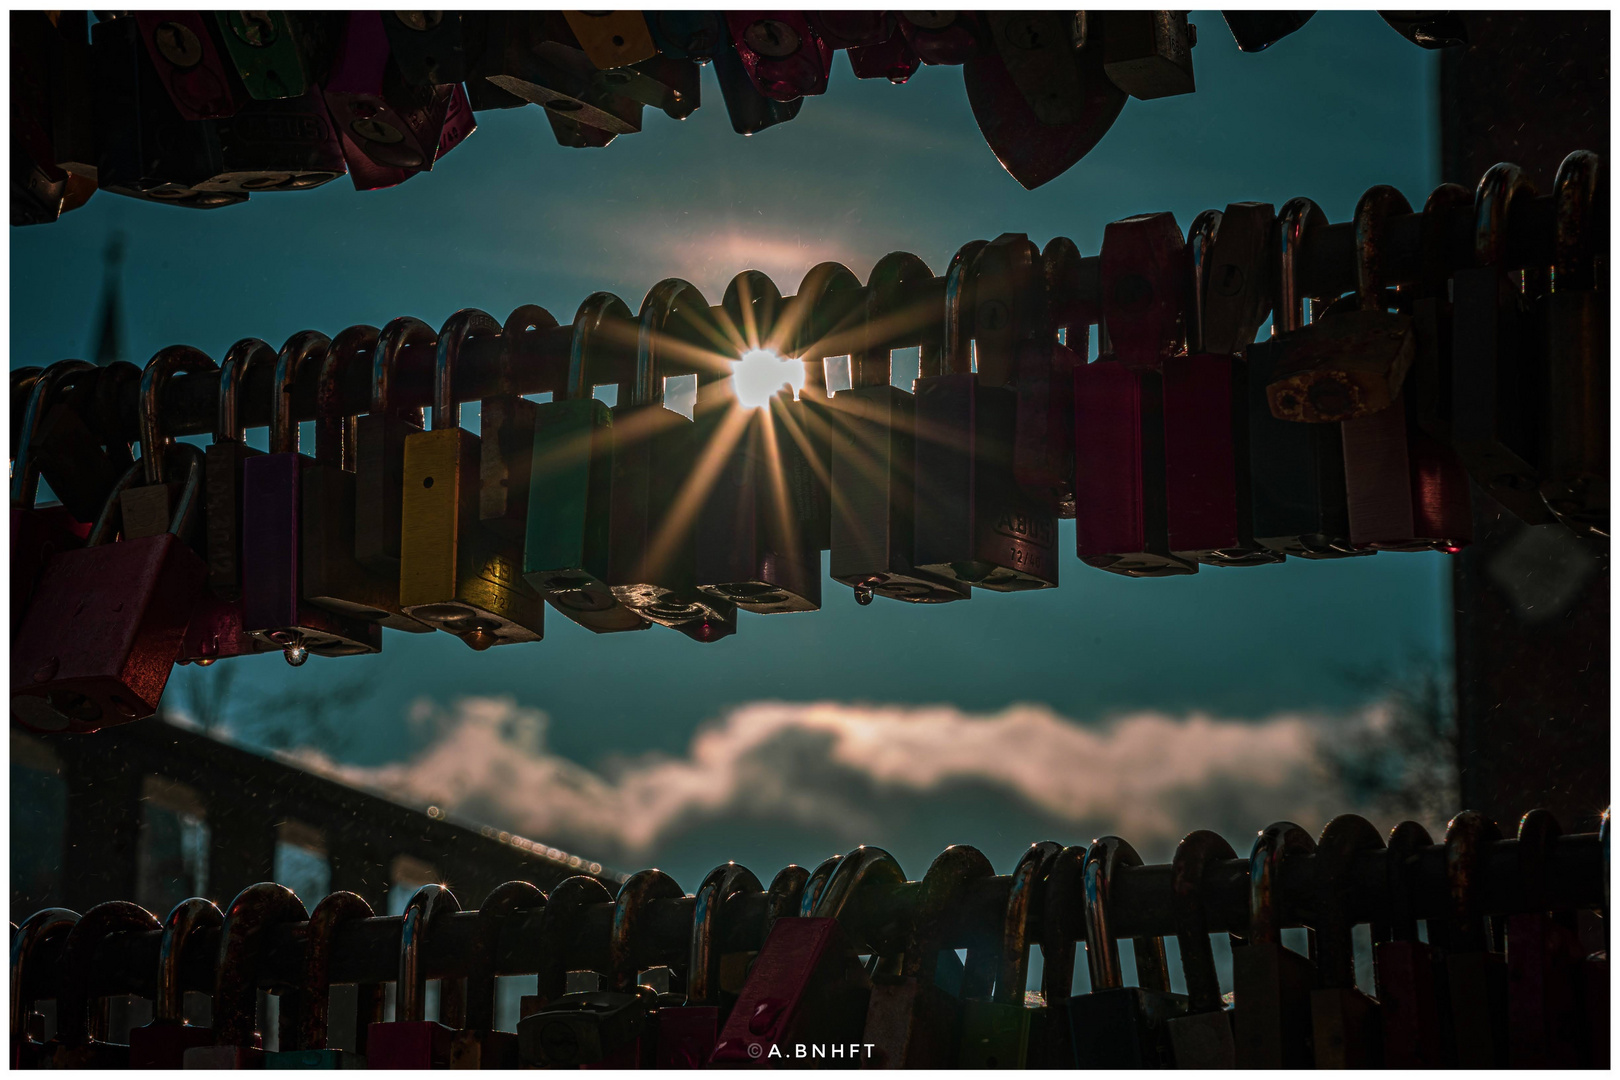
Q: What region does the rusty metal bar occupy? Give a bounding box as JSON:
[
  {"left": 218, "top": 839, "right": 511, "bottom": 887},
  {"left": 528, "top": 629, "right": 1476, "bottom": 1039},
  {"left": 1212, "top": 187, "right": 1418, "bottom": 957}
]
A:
[
  {"left": 50, "top": 829, "right": 1603, "bottom": 1003},
  {"left": 43, "top": 193, "right": 1559, "bottom": 444}
]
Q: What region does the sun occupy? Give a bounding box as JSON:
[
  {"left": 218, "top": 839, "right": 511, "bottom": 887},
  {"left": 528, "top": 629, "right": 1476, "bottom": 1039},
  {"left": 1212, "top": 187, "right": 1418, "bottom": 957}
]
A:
[{"left": 731, "top": 348, "right": 804, "bottom": 409}]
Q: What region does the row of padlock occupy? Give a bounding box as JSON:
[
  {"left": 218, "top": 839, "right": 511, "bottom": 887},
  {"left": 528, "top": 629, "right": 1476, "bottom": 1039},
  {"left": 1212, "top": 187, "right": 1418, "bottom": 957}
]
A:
[
  {"left": 15, "top": 9, "right": 1469, "bottom": 221},
  {"left": 11, "top": 152, "right": 1607, "bottom": 734},
  {"left": 12, "top": 807, "right": 1608, "bottom": 1069}
]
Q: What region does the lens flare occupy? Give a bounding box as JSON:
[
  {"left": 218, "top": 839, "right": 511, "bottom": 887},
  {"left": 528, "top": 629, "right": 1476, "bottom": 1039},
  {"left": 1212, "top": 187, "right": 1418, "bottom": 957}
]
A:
[{"left": 732, "top": 349, "right": 803, "bottom": 409}]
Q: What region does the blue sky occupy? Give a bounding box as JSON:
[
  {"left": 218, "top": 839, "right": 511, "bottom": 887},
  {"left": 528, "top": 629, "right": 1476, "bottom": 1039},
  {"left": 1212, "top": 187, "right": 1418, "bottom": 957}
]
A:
[{"left": 14, "top": 13, "right": 1445, "bottom": 914}]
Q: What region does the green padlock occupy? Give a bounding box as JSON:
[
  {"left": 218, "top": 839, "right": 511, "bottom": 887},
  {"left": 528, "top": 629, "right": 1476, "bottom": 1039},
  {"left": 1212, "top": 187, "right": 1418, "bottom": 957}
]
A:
[
  {"left": 213, "top": 13, "right": 339, "bottom": 100},
  {"left": 524, "top": 292, "right": 648, "bottom": 634},
  {"left": 959, "top": 840, "right": 1063, "bottom": 1068}
]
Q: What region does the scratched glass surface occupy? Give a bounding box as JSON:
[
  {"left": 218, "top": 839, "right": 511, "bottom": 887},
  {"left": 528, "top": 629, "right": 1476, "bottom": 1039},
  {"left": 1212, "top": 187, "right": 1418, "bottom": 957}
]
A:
[{"left": 13, "top": 13, "right": 1444, "bottom": 1003}]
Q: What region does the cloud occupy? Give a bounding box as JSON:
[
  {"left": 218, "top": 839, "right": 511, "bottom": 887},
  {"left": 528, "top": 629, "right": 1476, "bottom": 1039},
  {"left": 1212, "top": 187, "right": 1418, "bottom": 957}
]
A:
[{"left": 284, "top": 696, "right": 1379, "bottom": 870}]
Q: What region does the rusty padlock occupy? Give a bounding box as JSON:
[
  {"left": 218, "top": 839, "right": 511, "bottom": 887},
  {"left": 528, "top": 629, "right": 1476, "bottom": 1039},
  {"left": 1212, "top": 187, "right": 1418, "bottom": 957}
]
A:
[
  {"left": 129, "top": 898, "right": 223, "bottom": 1068},
  {"left": 12, "top": 361, "right": 94, "bottom": 632},
  {"left": 185, "top": 883, "right": 307, "bottom": 1068},
  {"left": 448, "top": 881, "right": 544, "bottom": 1069},
  {"left": 1310, "top": 815, "right": 1385, "bottom": 1067},
  {"left": 520, "top": 875, "right": 611, "bottom": 1024},
  {"left": 265, "top": 890, "right": 382, "bottom": 1068},
  {"left": 48, "top": 901, "right": 162, "bottom": 1068}
]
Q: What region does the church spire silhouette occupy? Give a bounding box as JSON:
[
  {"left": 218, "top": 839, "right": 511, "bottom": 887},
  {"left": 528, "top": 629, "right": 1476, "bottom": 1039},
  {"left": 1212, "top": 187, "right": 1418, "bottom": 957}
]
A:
[{"left": 90, "top": 232, "right": 126, "bottom": 367}]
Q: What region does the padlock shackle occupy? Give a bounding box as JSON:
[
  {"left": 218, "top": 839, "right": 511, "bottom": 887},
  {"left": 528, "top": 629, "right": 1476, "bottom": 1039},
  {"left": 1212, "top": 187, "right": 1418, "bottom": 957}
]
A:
[
  {"left": 689, "top": 862, "right": 762, "bottom": 1006},
  {"left": 86, "top": 443, "right": 203, "bottom": 546},
  {"left": 1515, "top": 808, "right": 1564, "bottom": 913},
  {"left": 994, "top": 840, "right": 1061, "bottom": 1007},
  {"left": 217, "top": 338, "right": 278, "bottom": 444},
  {"left": 721, "top": 269, "right": 785, "bottom": 357},
  {"left": 432, "top": 309, "right": 502, "bottom": 431},
  {"left": 504, "top": 302, "right": 562, "bottom": 400},
  {"left": 315, "top": 325, "right": 378, "bottom": 470},
  {"left": 53, "top": 901, "right": 162, "bottom": 1050},
  {"left": 1083, "top": 835, "right": 1170, "bottom": 993},
  {"left": 908, "top": 845, "right": 995, "bottom": 985},
  {"left": 535, "top": 875, "right": 614, "bottom": 1006},
  {"left": 635, "top": 278, "right": 710, "bottom": 408},
  {"left": 139, "top": 345, "right": 215, "bottom": 485},
  {"left": 398, "top": 882, "right": 460, "bottom": 1023},
  {"left": 967, "top": 233, "right": 1046, "bottom": 387},
  {"left": 1040, "top": 844, "right": 1086, "bottom": 1004},
  {"left": 155, "top": 897, "right": 222, "bottom": 1024},
  {"left": 568, "top": 293, "right": 636, "bottom": 403},
  {"left": 764, "top": 864, "right": 810, "bottom": 931},
  {"left": 1443, "top": 810, "right": 1503, "bottom": 955},
  {"left": 1474, "top": 162, "right": 1537, "bottom": 271},
  {"left": 1275, "top": 197, "right": 1329, "bottom": 333},
  {"left": 1248, "top": 820, "right": 1317, "bottom": 946},
  {"left": 465, "top": 881, "right": 545, "bottom": 1032},
  {"left": 608, "top": 868, "right": 684, "bottom": 993},
  {"left": 1385, "top": 820, "right": 1435, "bottom": 944},
  {"left": 1170, "top": 830, "right": 1238, "bottom": 1014},
  {"left": 790, "top": 262, "right": 863, "bottom": 397},
  {"left": 1042, "top": 236, "right": 1091, "bottom": 334},
  {"left": 1553, "top": 149, "right": 1604, "bottom": 291},
  {"left": 798, "top": 853, "right": 844, "bottom": 918},
  {"left": 812, "top": 846, "right": 906, "bottom": 935},
  {"left": 942, "top": 239, "right": 990, "bottom": 377},
  {"left": 374, "top": 316, "right": 436, "bottom": 424},
  {"left": 1186, "top": 209, "right": 1223, "bottom": 354},
  {"left": 295, "top": 891, "right": 379, "bottom": 1053},
  {"left": 1313, "top": 814, "right": 1386, "bottom": 990},
  {"left": 215, "top": 883, "right": 309, "bottom": 1048},
  {"left": 271, "top": 331, "right": 331, "bottom": 454},
  {"left": 1352, "top": 185, "right": 1414, "bottom": 312},
  {"left": 858, "top": 251, "right": 936, "bottom": 389},
  {"left": 11, "top": 907, "right": 79, "bottom": 1055},
  {"left": 12, "top": 359, "right": 95, "bottom": 509},
  {"left": 1418, "top": 184, "right": 1472, "bottom": 299}
]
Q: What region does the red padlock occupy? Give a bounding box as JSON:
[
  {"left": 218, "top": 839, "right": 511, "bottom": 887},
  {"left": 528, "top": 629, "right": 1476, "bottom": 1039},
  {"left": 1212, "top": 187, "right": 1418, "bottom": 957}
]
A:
[
  {"left": 129, "top": 898, "right": 224, "bottom": 1068},
  {"left": 847, "top": 26, "right": 920, "bottom": 83},
  {"left": 322, "top": 12, "right": 453, "bottom": 189},
  {"left": 659, "top": 862, "right": 762, "bottom": 1067},
  {"left": 12, "top": 360, "right": 94, "bottom": 632},
  {"left": 11, "top": 907, "right": 79, "bottom": 1069},
  {"left": 11, "top": 443, "right": 207, "bottom": 733},
  {"left": 724, "top": 13, "right": 832, "bottom": 101},
  {"left": 184, "top": 883, "right": 307, "bottom": 1069},
  {"left": 134, "top": 13, "right": 243, "bottom": 120},
  {"left": 368, "top": 883, "right": 464, "bottom": 1069},
  {"left": 48, "top": 901, "right": 163, "bottom": 1068}
]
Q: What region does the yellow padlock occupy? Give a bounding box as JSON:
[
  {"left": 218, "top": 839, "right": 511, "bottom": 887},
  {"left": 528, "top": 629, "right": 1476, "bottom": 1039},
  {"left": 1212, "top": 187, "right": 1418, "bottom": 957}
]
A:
[
  {"left": 399, "top": 308, "right": 544, "bottom": 650},
  {"left": 561, "top": 11, "right": 659, "bottom": 69}
]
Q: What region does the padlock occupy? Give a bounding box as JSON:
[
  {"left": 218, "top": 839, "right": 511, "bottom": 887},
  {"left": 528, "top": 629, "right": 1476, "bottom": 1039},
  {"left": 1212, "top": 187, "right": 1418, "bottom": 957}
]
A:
[
  {"left": 185, "top": 883, "right": 308, "bottom": 1069},
  {"left": 662, "top": 862, "right": 762, "bottom": 1067},
  {"left": 298, "top": 325, "right": 433, "bottom": 635},
  {"left": 479, "top": 305, "right": 553, "bottom": 542},
  {"left": 122, "top": 346, "right": 215, "bottom": 543},
  {"left": 725, "top": 13, "right": 832, "bottom": 102},
  {"left": 381, "top": 11, "right": 473, "bottom": 84},
  {"left": 765, "top": 863, "right": 811, "bottom": 931},
  {"left": 963, "top": 13, "right": 1125, "bottom": 190},
  {"left": 915, "top": 238, "right": 1059, "bottom": 591},
  {"left": 708, "top": 33, "right": 804, "bottom": 135},
  {"left": 12, "top": 13, "right": 94, "bottom": 225},
  {"left": 1504, "top": 809, "right": 1587, "bottom": 1067},
  {"left": 91, "top": 16, "right": 245, "bottom": 210},
  {"left": 1323, "top": 187, "right": 1469, "bottom": 551},
  {"left": 367, "top": 883, "right": 463, "bottom": 1069},
  {"left": 521, "top": 875, "right": 614, "bottom": 1022},
  {"left": 265, "top": 890, "right": 381, "bottom": 1069},
  {"left": 710, "top": 847, "right": 887, "bottom": 1064},
  {"left": 606, "top": 869, "right": 689, "bottom": 1066},
  {"left": 43, "top": 902, "right": 160, "bottom": 1068},
  {"left": 212, "top": 12, "right": 340, "bottom": 100},
  {"left": 480, "top": 14, "right": 644, "bottom": 146},
  {"left": 322, "top": 12, "right": 452, "bottom": 183},
  {"left": 1440, "top": 811, "right": 1510, "bottom": 1067},
  {"left": 11, "top": 444, "right": 208, "bottom": 734},
  {"left": 897, "top": 11, "right": 988, "bottom": 65},
  {"left": 197, "top": 89, "right": 348, "bottom": 194},
  {"left": 447, "top": 881, "right": 544, "bottom": 1069},
  {"left": 522, "top": 987, "right": 657, "bottom": 1068},
  {"left": 1010, "top": 237, "right": 1087, "bottom": 518},
  {"left": 1450, "top": 163, "right": 1558, "bottom": 524},
  {"left": 694, "top": 270, "right": 822, "bottom": 614},
  {"left": 1163, "top": 205, "right": 1284, "bottom": 566},
  {"left": 11, "top": 907, "right": 79, "bottom": 1069},
  {"left": 586, "top": 54, "right": 702, "bottom": 121},
  {"left": 1309, "top": 815, "right": 1385, "bottom": 1067},
  {"left": 841, "top": 17, "right": 919, "bottom": 84},
  {"left": 1075, "top": 213, "right": 1199, "bottom": 576},
  {"left": 958, "top": 841, "right": 1061, "bottom": 1068},
  {"left": 135, "top": 13, "right": 244, "bottom": 120},
  {"left": 1409, "top": 182, "right": 1469, "bottom": 443},
  {"left": 24, "top": 360, "right": 138, "bottom": 527},
  {"left": 207, "top": 338, "right": 273, "bottom": 600},
  {"left": 12, "top": 364, "right": 44, "bottom": 452},
  {"left": 1540, "top": 149, "right": 1607, "bottom": 535},
  {"left": 1232, "top": 821, "right": 1318, "bottom": 1068},
  {"left": 1373, "top": 820, "right": 1450, "bottom": 1068},
  {"left": 1066, "top": 836, "right": 1190, "bottom": 1067},
  {"left": 605, "top": 279, "right": 736, "bottom": 636},
  {"left": 1246, "top": 197, "right": 1365, "bottom": 557},
  {"left": 12, "top": 361, "right": 94, "bottom": 632},
  {"left": 864, "top": 846, "right": 990, "bottom": 1067},
  {"left": 1098, "top": 10, "right": 1197, "bottom": 99},
  {"left": 355, "top": 317, "right": 430, "bottom": 574},
  {"left": 1164, "top": 830, "right": 1239, "bottom": 1067},
  {"left": 241, "top": 330, "right": 384, "bottom": 663},
  {"left": 129, "top": 898, "right": 224, "bottom": 1068},
  {"left": 829, "top": 252, "right": 971, "bottom": 605},
  {"left": 1221, "top": 10, "right": 1315, "bottom": 51},
  {"left": 1031, "top": 844, "right": 1089, "bottom": 1068},
  {"left": 399, "top": 308, "right": 546, "bottom": 649},
  {"left": 525, "top": 293, "right": 650, "bottom": 634},
  {"left": 561, "top": 11, "right": 659, "bottom": 70}
]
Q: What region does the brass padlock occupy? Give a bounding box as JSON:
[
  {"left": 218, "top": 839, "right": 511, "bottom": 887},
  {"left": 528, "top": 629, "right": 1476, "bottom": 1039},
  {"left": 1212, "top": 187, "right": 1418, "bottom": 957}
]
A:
[{"left": 399, "top": 308, "right": 545, "bottom": 649}]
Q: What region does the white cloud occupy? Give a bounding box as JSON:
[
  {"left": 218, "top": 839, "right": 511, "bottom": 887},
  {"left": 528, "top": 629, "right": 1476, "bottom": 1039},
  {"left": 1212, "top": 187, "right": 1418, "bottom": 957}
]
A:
[{"left": 285, "top": 696, "right": 1372, "bottom": 867}]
